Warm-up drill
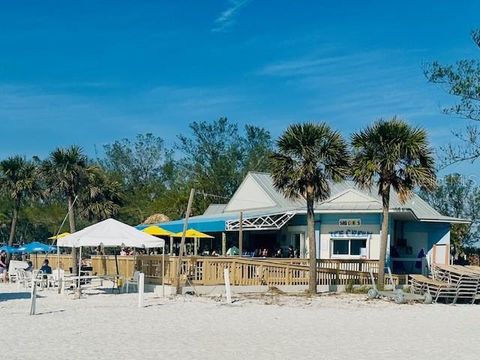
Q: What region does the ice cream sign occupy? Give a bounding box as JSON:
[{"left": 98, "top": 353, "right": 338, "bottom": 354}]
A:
[{"left": 329, "top": 230, "right": 372, "bottom": 238}]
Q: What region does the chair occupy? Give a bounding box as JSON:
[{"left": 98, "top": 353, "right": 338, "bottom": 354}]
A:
[
  {"left": 47, "top": 269, "right": 65, "bottom": 289},
  {"left": 15, "top": 269, "right": 27, "bottom": 289},
  {"left": 8, "top": 260, "right": 28, "bottom": 283},
  {"left": 409, "top": 274, "right": 455, "bottom": 303},
  {"left": 125, "top": 271, "right": 140, "bottom": 293}
]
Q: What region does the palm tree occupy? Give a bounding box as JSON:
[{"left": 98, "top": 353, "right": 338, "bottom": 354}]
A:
[
  {"left": 42, "top": 146, "right": 89, "bottom": 274},
  {"left": 0, "top": 156, "right": 42, "bottom": 249},
  {"left": 351, "top": 118, "right": 436, "bottom": 287},
  {"left": 81, "top": 166, "right": 123, "bottom": 221},
  {"left": 270, "top": 123, "right": 350, "bottom": 294}
]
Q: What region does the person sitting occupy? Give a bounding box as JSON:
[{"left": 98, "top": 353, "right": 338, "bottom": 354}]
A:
[
  {"left": 24, "top": 260, "right": 33, "bottom": 272},
  {"left": 0, "top": 251, "right": 7, "bottom": 282},
  {"left": 39, "top": 259, "right": 52, "bottom": 274}
]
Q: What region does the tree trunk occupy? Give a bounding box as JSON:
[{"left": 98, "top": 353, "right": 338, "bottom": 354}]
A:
[
  {"left": 68, "top": 196, "right": 78, "bottom": 275},
  {"left": 7, "top": 205, "right": 18, "bottom": 247},
  {"left": 6, "top": 204, "right": 19, "bottom": 263},
  {"left": 378, "top": 188, "right": 391, "bottom": 289},
  {"left": 307, "top": 187, "right": 317, "bottom": 294}
]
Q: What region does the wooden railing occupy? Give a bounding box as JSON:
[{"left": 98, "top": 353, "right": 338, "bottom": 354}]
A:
[
  {"left": 136, "top": 256, "right": 384, "bottom": 287},
  {"left": 31, "top": 255, "right": 386, "bottom": 287}
]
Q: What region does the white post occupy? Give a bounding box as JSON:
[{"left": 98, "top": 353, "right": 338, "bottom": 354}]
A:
[
  {"left": 76, "top": 246, "right": 82, "bottom": 298},
  {"left": 57, "top": 242, "right": 61, "bottom": 294},
  {"left": 29, "top": 280, "right": 37, "bottom": 315},
  {"left": 224, "top": 268, "right": 232, "bottom": 303},
  {"left": 162, "top": 247, "right": 165, "bottom": 298},
  {"left": 138, "top": 272, "right": 145, "bottom": 308}
]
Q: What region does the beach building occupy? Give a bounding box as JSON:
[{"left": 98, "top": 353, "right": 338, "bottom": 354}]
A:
[{"left": 144, "top": 172, "right": 467, "bottom": 274}]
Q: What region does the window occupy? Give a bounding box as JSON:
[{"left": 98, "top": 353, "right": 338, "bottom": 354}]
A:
[
  {"left": 331, "top": 238, "right": 367, "bottom": 257},
  {"left": 332, "top": 240, "right": 349, "bottom": 255},
  {"left": 350, "top": 239, "right": 367, "bottom": 256}
]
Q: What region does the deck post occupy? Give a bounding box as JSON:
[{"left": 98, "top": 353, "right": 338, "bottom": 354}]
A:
[
  {"left": 221, "top": 232, "right": 226, "bottom": 256},
  {"left": 238, "top": 211, "right": 243, "bottom": 257}
]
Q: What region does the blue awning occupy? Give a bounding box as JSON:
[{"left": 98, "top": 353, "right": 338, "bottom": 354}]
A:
[{"left": 136, "top": 214, "right": 236, "bottom": 233}]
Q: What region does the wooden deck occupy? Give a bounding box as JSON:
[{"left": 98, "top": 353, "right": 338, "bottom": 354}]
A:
[{"left": 32, "top": 255, "right": 391, "bottom": 287}]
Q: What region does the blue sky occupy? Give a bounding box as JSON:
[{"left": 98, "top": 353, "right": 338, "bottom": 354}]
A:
[{"left": 1, "top": 0, "right": 479, "bottom": 176}]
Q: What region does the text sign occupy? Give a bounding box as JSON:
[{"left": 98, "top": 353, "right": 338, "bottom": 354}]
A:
[{"left": 330, "top": 229, "right": 372, "bottom": 238}]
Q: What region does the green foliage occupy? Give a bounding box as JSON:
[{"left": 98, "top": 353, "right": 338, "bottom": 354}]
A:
[
  {"left": 351, "top": 117, "right": 437, "bottom": 203},
  {"left": 42, "top": 145, "right": 89, "bottom": 200},
  {"left": 42, "top": 145, "right": 123, "bottom": 230},
  {"left": 0, "top": 156, "right": 42, "bottom": 205},
  {"left": 0, "top": 119, "right": 273, "bottom": 241},
  {"left": 425, "top": 29, "right": 480, "bottom": 165},
  {"left": 0, "top": 156, "right": 42, "bottom": 245},
  {"left": 270, "top": 122, "right": 350, "bottom": 294},
  {"left": 177, "top": 117, "right": 273, "bottom": 214},
  {"left": 418, "top": 173, "right": 480, "bottom": 253},
  {"left": 101, "top": 133, "right": 171, "bottom": 189},
  {"left": 351, "top": 117, "right": 436, "bottom": 286},
  {"left": 270, "top": 122, "right": 350, "bottom": 201}
]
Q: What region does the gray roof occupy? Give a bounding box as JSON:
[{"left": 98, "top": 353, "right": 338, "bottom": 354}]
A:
[
  {"left": 203, "top": 204, "right": 227, "bottom": 215},
  {"left": 228, "top": 172, "right": 469, "bottom": 223}
]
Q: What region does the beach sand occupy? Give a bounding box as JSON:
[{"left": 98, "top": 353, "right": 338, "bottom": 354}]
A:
[{"left": 1, "top": 283, "right": 478, "bottom": 360}]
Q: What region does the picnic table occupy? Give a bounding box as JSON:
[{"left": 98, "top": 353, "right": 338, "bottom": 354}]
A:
[{"left": 60, "top": 274, "right": 125, "bottom": 294}]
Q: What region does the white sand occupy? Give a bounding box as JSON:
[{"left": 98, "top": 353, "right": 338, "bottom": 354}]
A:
[{"left": 0, "top": 283, "right": 478, "bottom": 360}]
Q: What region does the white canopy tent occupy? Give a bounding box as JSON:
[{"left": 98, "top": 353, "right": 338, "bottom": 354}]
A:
[
  {"left": 56, "top": 218, "right": 166, "bottom": 295},
  {"left": 57, "top": 218, "right": 165, "bottom": 248}
]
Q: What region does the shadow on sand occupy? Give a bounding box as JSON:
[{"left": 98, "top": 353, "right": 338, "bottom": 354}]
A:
[{"left": 0, "top": 292, "right": 32, "bottom": 302}]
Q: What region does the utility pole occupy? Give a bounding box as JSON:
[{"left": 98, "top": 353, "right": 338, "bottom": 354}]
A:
[
  {"left": 176, "top": 188, "right": 195, "bottom": 294},
  {"left": 239, "top": 211, "right": 243, "bottom": 257}
]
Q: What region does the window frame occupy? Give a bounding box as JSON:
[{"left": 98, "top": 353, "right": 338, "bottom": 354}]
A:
[{"left": 330, "top": 237, "right": 368, "bottom": 259}]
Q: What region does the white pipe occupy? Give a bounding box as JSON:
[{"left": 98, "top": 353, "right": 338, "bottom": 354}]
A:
[
  {"left": 77, "top": 246, "right": 82, "bottom": 295},
  {"left": 138, "top": 272, "right": 145, "bottom": 308},
  {"left": 162, "top": 246, "right": 165, "bottom": 298}
]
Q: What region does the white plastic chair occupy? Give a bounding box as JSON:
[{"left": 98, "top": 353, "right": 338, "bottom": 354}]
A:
[
  {"left": 16, "top": 269, "right": 26, "bottom": 289},
  {"left": 48, "top": 268, "right": 64, "bottom": 289},
  {"left": 125, "top": 271, "right": 140, "bottom": 293}
]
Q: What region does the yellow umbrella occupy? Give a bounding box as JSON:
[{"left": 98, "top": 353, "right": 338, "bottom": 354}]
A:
[
  {"left": 142, "top": 225, "right": 175, "bottom": 237},
  {"left": 173, "top": 229, "right": 214, "bottom": 239},
  {"left": 48, "top": 232, "right": 71, "bottom": 240}
]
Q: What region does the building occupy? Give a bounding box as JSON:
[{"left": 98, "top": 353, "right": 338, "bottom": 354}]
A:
[{"left": 149, "top": 172, "right": 467, "bottom": 273}]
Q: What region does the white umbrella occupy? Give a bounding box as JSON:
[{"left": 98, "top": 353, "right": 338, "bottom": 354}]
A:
[
  {"left": 57, "top": 218, "right": 165, "bottom": 248},
  {"left": 57, "top": 218, "right": 165, "bottom": 296}
]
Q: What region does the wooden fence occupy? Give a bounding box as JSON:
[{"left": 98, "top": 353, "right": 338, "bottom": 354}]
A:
[
  {"left": 31, "top": 254, "right": 73, "bottom": 270},
  {"left": 137, "top": 256, "right": 384, "bottom": 286},
  {"left": 31, "top": 254, "right": 387, "bottom": 286}
]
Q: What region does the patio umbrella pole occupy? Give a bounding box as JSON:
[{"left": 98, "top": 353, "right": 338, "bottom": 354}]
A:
[
  {"left": 162, "top": 246, "right": 165, "bottom": 297},
  {"left": 76, "top": 246, "right": 82, "bottom": 298},
  {"left": 57, "top": 244, "right": 61, "bottom": 294}
]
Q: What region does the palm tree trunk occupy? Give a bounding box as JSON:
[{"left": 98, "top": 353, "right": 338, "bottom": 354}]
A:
[
  {"left": 7, "top": 205, "right": 18, "bottom": 247},
  {"left": 6, "top": 204, "right": 19, "bottom": 263},
  {"left": 68, "top": 196, "right": 78, "bottom": 275},
  {"left": 307, "top": 187, "right": 317, "bottom": 294},
  {"left": 378, "top": 188, "right": 390, "bottom": 289}
]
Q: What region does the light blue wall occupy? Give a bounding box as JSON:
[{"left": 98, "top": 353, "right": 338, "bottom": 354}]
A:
[
  {"left": 288, "top": 213, "right": 382, "bottom": 227},
  {"left": 402, "top": 221, "right": 450, "bottom": 249}
]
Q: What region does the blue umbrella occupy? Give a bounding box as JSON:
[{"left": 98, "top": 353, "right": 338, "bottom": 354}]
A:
[
  {"left": 22, "top": 242, "right": 57, "bottom": 254},
  {"left": 0, "top": 245, "right": 20, "bottom": 254}
]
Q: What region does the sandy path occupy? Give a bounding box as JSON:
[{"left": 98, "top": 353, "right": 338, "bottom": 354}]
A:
[{"left": 1, "top": 285, "right": 478, "bottom": 360}]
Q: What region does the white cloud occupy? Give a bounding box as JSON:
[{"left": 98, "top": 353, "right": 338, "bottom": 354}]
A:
[{"left": 212, "top": 0, "right": 250, "bottom": 32}]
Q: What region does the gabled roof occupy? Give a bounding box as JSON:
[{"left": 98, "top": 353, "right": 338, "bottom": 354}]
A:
[
  {"left": 203, "top": 204, "right": 227, "bottom": 215},
  {"left": 222, "top": 172, "right": 469, "bottom": 223}
]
